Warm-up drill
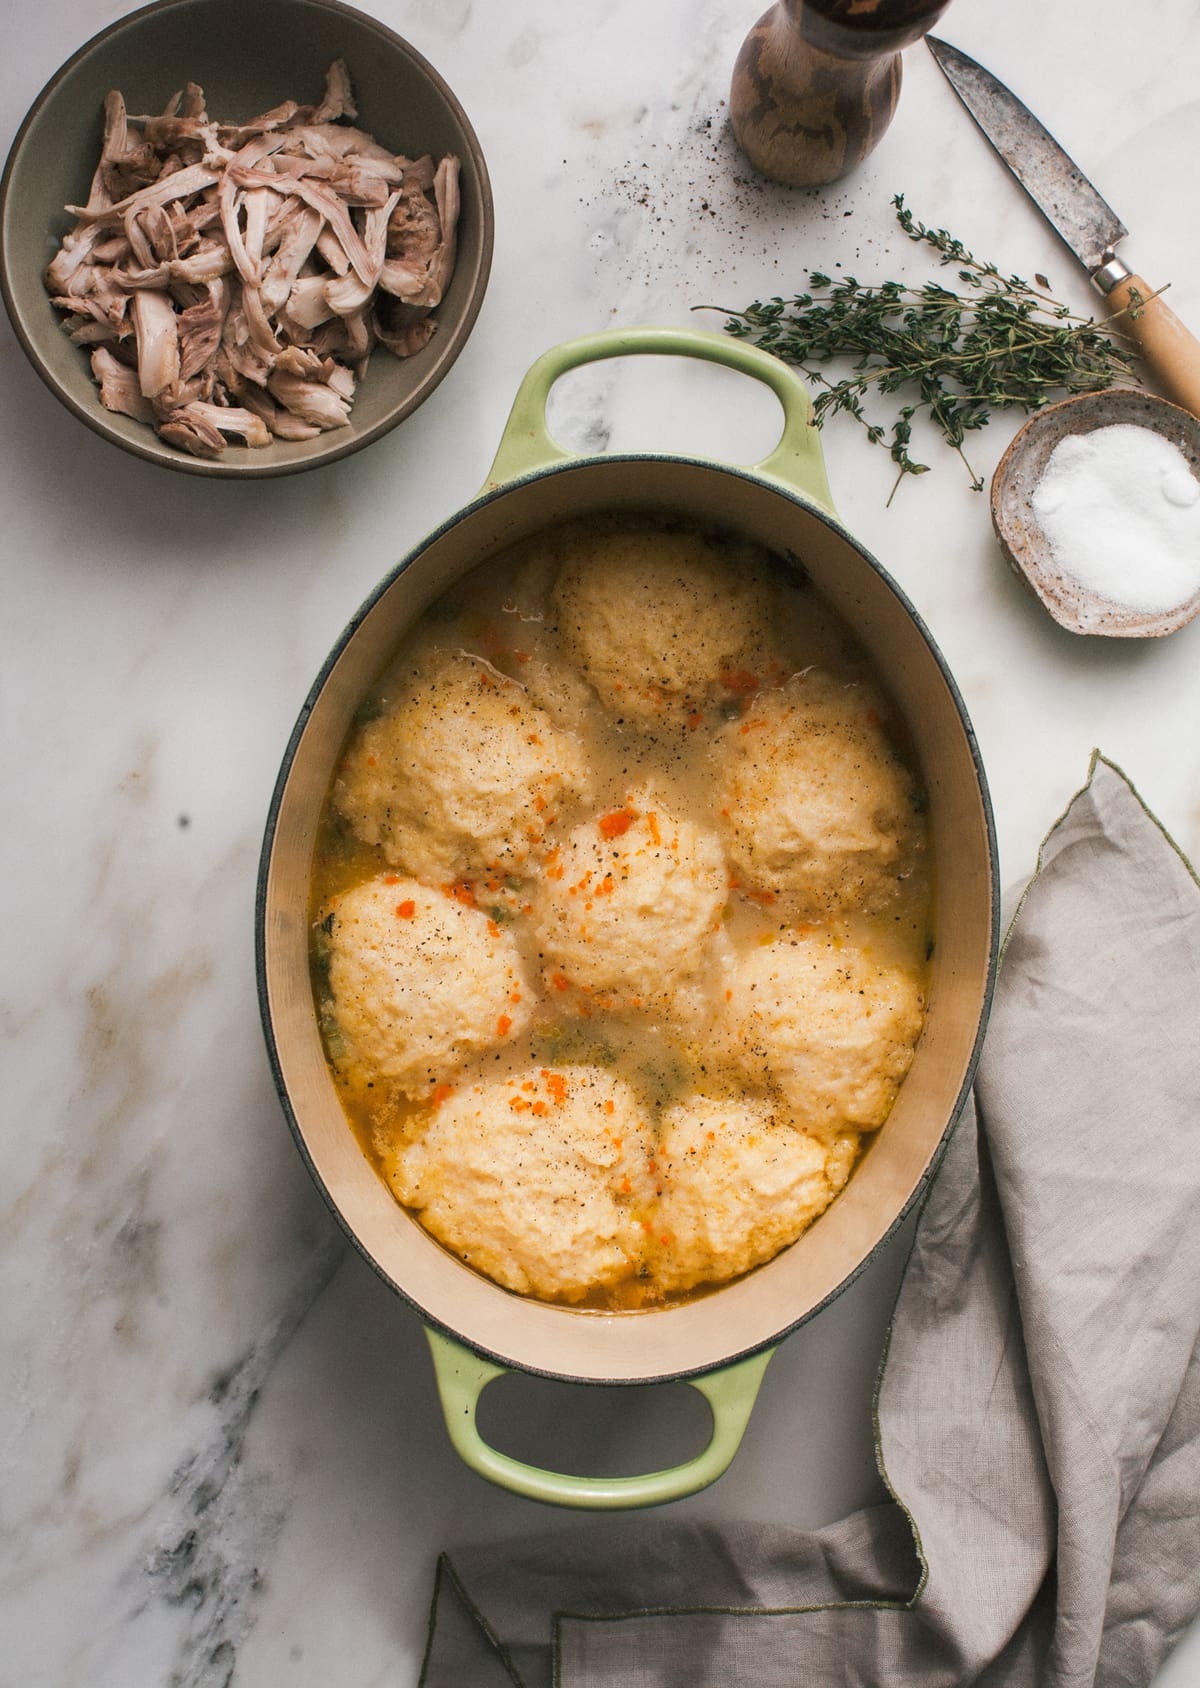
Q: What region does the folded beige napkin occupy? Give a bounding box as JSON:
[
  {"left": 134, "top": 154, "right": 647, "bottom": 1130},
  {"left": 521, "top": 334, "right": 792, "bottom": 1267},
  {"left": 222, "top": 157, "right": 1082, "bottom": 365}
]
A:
[{"left": 421, "top": 755, "right": 1200, "bottom": 1688}]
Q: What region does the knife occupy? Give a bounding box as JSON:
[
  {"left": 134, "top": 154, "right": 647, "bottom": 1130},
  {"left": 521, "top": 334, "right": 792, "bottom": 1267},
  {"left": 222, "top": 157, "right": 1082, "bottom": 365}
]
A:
[{"left": 926, "top": 36, "right": 1200, "bottom": 419}]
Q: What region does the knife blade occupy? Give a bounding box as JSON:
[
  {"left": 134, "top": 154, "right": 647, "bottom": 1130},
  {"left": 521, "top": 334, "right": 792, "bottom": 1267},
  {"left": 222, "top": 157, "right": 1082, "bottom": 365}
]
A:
[{"left": 926, "top": 36, "right": 1200, "bottom": 419}]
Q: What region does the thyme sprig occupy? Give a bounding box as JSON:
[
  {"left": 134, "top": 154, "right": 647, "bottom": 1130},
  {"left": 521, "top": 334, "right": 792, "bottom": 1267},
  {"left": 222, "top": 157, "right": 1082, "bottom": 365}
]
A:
[{"left": 707, "top": 195, "right": 1139, "bottom": 499}]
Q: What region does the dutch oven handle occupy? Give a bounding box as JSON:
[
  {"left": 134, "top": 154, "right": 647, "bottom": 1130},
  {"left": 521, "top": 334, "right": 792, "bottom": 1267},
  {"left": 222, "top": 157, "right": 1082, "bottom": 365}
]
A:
[
  {"left": 484, "top": 325, "right": 836, "bottom": 513},
  {"left": 425, "top": 1327, "right": 775, "bottom": 1509}
]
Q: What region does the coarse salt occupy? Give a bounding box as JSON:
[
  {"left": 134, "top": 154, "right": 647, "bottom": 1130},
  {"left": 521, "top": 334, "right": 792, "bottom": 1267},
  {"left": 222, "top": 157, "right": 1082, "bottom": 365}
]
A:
[{"left": 1030, "top": 423, "right": 1200, "bottom": 618}]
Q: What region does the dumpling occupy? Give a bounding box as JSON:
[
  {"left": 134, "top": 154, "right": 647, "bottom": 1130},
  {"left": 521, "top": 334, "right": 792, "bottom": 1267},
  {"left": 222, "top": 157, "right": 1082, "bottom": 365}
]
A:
[
  {"left": 322, "top": 876, "right": 533, "bottom": 1096},
  {"left": 651, "top": 1094, "right": 858, "bottom": 1292},
  {"left": 551, "top": 525, "right": 777, "bottom": 726},
  {"left": 333, "top": 649, "right": 589, "bottom": 883},
  {"left": 382, "top": 1065, "right": 655, "bottom": 1302},
  {"left": 714, "top": 672, "right": 920, "bottom": 916},
  {"left": 721, "top": 931, "right": 925, "bottom": 1135},
  {"left": 530, "top": 793, "right": 726, "bottom": 1019}
]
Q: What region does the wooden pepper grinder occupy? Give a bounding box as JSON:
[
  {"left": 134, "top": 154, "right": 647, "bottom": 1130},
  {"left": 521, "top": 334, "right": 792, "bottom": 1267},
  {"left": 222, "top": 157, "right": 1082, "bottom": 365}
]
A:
[{"left": 730, "top": 0, "right": 953, "bottom": 188}]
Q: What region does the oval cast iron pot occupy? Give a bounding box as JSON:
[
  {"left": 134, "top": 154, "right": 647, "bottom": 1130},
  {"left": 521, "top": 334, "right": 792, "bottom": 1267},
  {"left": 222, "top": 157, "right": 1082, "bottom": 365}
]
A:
[{"left": 257, "top": 326, "right": 1000, "bottom": 1510}]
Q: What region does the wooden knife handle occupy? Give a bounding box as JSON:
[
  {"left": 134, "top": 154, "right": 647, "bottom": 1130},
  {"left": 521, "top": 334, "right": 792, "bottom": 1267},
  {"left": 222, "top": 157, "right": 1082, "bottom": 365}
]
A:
[{"left": 1105, "top": 274, "right": 1200, "bottom": 420}]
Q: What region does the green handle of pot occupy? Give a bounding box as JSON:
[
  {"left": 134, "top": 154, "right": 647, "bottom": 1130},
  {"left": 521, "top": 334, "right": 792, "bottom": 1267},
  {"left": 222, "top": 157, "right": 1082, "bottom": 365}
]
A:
[
  {"left": 485, "top": 325, "right": 834, "bottom": 512},
  {"left": 425, "top": 1326, "right": 775, "bottom": 1510}
]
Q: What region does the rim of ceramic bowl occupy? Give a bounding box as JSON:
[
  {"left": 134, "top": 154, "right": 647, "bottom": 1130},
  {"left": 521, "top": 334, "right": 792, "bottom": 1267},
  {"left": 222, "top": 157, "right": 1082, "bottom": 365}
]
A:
[{"left": 0, "top": 0, "right": 494, "bottom": 478}]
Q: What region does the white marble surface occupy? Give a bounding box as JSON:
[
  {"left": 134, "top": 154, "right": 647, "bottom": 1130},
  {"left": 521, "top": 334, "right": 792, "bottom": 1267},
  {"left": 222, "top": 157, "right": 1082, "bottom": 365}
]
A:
[{"left": 3, "top": 1, "right": 1199, "bottom": 1682}]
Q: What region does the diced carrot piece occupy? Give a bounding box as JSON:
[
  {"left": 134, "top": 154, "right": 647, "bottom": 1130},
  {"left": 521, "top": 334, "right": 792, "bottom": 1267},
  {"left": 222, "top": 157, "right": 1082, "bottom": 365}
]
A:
[{"left": 598, "top": 808, "right": 635, "bottom": 839}]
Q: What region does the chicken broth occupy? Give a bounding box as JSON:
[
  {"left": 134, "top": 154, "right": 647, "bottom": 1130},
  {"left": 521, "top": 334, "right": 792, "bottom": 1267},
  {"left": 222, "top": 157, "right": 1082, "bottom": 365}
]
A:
[{"left": 309, "top": 515, "right": 933, "bottom": 1310}]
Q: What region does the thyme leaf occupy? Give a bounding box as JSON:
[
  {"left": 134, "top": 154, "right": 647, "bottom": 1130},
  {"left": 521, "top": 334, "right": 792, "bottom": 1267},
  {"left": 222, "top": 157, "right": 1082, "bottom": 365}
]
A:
[{"left": 703, "top": 195, "right": 1140, "bottom": 500}]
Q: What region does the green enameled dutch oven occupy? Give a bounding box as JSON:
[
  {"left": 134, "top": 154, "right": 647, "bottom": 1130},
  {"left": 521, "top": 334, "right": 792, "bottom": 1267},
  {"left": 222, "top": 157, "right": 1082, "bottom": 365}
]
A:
[{"left": 256, "top": 326, "right": 999, "bottom": 1509}]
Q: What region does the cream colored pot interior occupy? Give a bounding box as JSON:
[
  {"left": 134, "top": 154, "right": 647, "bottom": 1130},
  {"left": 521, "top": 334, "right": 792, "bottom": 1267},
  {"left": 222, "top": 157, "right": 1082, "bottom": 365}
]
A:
[{"left": 261, "top": 457, "right": 996, "bottom": 1383}]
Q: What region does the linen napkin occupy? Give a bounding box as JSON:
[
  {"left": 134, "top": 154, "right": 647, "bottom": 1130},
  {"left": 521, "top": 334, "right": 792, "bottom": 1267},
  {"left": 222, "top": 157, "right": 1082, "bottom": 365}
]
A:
[{"left": 420, "top": 753, "right": 1200, "bottom": 1688}]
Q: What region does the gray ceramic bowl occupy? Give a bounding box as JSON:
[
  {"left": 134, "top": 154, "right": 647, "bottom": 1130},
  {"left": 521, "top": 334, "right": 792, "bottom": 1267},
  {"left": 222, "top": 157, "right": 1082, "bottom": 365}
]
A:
[
  {"left": 0, "top": 0, "right": 493, "bottom": 477},
  {"left": 991, "top": 389, "right": 1200, "bottom": 638}
]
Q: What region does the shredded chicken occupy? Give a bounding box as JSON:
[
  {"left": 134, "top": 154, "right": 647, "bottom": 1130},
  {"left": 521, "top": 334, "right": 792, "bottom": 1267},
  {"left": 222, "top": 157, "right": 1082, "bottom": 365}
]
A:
[{"left": 45, "top": 62, "right": 462, "bottom": 459}]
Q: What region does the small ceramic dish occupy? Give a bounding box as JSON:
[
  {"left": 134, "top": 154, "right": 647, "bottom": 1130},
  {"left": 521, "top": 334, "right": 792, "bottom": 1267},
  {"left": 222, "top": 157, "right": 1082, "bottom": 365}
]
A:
[
  {"left": 0, "top": 0, "right": 493, "bottom": 478},
  {"left": 991, "top": 389, "right": 1200, "bottom": 637}
]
